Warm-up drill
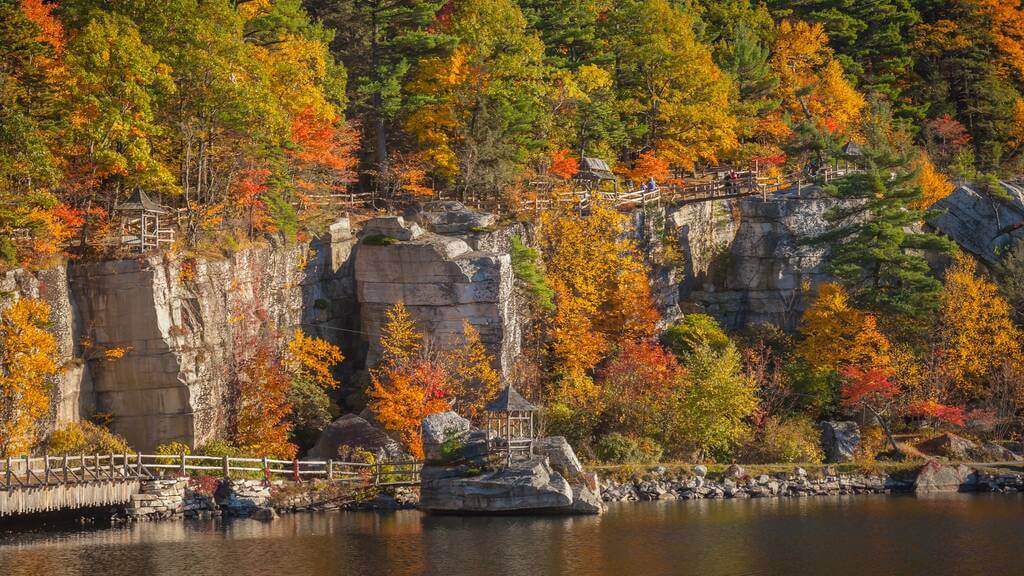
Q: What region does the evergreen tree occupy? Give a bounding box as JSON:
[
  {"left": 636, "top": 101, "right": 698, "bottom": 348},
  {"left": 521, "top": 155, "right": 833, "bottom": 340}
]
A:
[
  {"left": 304, "top": 0, "right": 455, "bottom": 170},
  {"left": 817, "top": 101, "right": 953, "bottom": 319}
]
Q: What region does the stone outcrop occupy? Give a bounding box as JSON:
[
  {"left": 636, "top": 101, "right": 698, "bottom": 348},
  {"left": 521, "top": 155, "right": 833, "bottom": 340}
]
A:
[
  {"left": 419, "top": 457, "right": 575, "bottom": 513},
  {"left": 916, "top": 433, "right": 979, "bottom": 461},
  {"left": 928, "top": 181, "right": 1024, "bottom": 263},
  {"left": 914, "top": 460, "right": 979, "bottom": 494},
  {"left": 307, "top": 413, "right": 408, "bottom": 461},
  {"left": 404, "top": 201, "right": 497, "bottom": 236},
  {"left": 821, "top": 421, "right": 861, "bottom": 463},
  {"left": 355, "top": 216, "right": 520, "bottom": 376},
  {"left": 671, "top": 187, "right": 840, "bottom": 330},
  {"left": 418, "top": 412, "right": 602, "bottom": 515}
]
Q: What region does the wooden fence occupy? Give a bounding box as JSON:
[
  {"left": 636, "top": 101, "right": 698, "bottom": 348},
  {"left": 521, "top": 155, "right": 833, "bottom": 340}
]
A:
[{"left": 1, "top": 453, "right": 422, "bottom": 492}]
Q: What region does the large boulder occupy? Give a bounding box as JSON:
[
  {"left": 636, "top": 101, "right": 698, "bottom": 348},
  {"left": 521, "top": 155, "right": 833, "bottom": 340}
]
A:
[
  {"left": 972, "top": 442, "right": 1024, "bottom": 462},
  {"left": 307, "top": 414, "right": 408, "bottom": 461},
  {"left": 419, "top": 457, "right": 574, "bottom": 513},
  {"left": 404, "top": 201, "right": 497, "bottom": 235},
  {"left": 928, "top": 182, "right": 1024, "bottom": 263},
  {"left": 914, "top": 460, "right": 979, "bottom": 494},
  {"left": 820, "top": 421, "right": 861, "bottom": 463},
  {"left": 358, "top": 215, "right": 423, "bottom": 241},
  {"left": 421, "top": 411, "right": 472, "bottom": 463},
  {"left": 533, "top": 436, "right": 584, "bottom": 482},
  {"left": 916, "top": 433, "right": 977, "bottom": 461}
]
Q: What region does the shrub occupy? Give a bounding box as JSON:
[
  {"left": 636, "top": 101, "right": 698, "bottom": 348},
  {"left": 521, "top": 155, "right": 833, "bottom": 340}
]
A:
[
  {"left": 543, "top": 402, "right": 594, "bottom": 455},
  {"left": 195, "top": 439, "right": 244, "bottom": 458},
  {"left": 662, "top": 314, "right": 730, "bottom": 359},
  {"left": 595, "top": 433, "right": 663, "bottom": 465},
  {"left": 155, "top": 441, "right": 191, "bottom": 466},
  {"left": 741, "top": 416, "right": 823, "bottom": 464},
  {"left": 287, "top": 376, "right": 336, "bottom": 450},
  {"left": 510, "top": 236, "right": 554, "bottom": 311},
  {"left": 43, "top": 422, "right": 131, "bottom": 455},
  {"left": 362, "top": 234, "right": 399, "bottom": 246}
]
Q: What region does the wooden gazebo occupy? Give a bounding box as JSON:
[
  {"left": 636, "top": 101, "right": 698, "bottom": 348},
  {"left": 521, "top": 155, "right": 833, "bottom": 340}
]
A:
[
  {"left": 115, "top": 189, "right": 174, "bottom": 253},
  {"left": 485, "top": 385, "right": 538, "bottom": 466},
  {"left": 573, "top": 157, "right": 619, "bottom": 193}
]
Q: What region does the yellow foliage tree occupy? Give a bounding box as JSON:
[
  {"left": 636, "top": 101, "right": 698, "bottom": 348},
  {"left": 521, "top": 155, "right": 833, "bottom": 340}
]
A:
[
  {"left": 912, "top": 150, "right": 955, "bottom": 209},
  {"left": 797, "top": 283, "right": 892, "bottom": 374},
  {"left": 771, "top": 20, "right": 865, "bottom": 134},
  {"left": 538, "top": 199, "right": 660, "bottom": 401},
  {"left": 285, "top": 329, "right": 343, "bottom": 389},
  {"left": 443, "top": 321, "right": 501, "bottom": 420},
  {"left": 0, "top": 298, "right": 58, "bottom": 456},
  {"left": 378, "top": 303, "right": 422, "bottom": 366},
  {"left": 938, "top": 252, "right": 1023, "bottom": 399}
]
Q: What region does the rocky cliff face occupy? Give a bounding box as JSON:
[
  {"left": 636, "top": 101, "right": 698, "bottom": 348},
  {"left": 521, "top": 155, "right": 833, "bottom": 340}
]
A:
[
  {"left": 665, "top": 187, "right": 839, "bottom": 331},
  {"left": 354, "top": 216, "right": 520, "bottom": 376},
  {"left": 4, "top": 210, "right": 524, "bottom": 451}
]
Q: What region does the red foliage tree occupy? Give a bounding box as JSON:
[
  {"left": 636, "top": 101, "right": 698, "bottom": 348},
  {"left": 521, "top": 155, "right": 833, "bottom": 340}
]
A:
[{"left": 548, "top": 149, "right": 579, "bottom": 180}]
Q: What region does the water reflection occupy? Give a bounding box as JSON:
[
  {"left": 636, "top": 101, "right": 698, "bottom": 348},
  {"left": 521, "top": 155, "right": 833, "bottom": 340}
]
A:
[{"left": 1, "top": 494, "right": 1022, "bottom": 576}]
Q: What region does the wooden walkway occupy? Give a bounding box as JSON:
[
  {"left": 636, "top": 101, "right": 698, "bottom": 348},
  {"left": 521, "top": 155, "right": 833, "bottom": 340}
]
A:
[{"left": 0, "top": 453, "right": 421, "bottom": 518}]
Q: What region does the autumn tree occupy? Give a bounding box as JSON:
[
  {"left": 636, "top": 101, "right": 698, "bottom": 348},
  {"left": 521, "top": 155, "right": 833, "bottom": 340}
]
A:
[
  {"left": 796, "top": 283, "right": 892, "bottom": 374},
  {"left": 367, "top": 303, "right": 450, "bottom": 457},
  {"left": 0, "top": 298, "right": 59, "bottom": 456},
  {"left": 675, "top": 342, "right": 758, "bottom": 460},
  {"left": 839, "top": 364, "right": 901, "bottom": 453},
  {"left": 598, "top": 341, "right": 688, "bottom": 447},
  {"left": 607, "top": 0, "right": 737, "bottom": 169},
  {"left": 938, "top": 252, "right": 1023, "bottom": 400},
  {"left": 305, "top": 0, "right": 453, "bottom": 171},
  {"left": 442, "top": 320, "right": 501, "bottom": 420},
  {"left": 233, "top": 345, "right": 297, "bottom": 459},
  {"left": 538, "top": 200, "right": 659, "bottom": 402},
  {"left": 285, "top": 329, "right": 344, "bottom": 448},
  {"left": 404, "top": 0, "right": 550, "bottom": 198}
]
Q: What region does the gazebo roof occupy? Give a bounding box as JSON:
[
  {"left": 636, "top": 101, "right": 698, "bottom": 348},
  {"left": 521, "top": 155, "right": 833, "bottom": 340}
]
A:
[
  {"left": 485, "top": 385, "right": 537, "bottom": 412},
  {"left": 841, "top": 141, "right": 863, "bottom": 156},
  {"left": 575, "top": 157, "right": 615, "bottom": 180},
  {"left": 116, "top": 189, "right": 168, "bottom": 214}
]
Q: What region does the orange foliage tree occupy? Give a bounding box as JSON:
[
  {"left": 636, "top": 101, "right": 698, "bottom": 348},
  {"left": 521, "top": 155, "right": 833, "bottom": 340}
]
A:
[
  {"left": 548, "top": 149, "right": 579, "bottom": 180},
  {"left": 368, "top": 304, "right": 451, "bottom": 458},
  {"left": 443, "top": 321, "right": 501, "bottom": 420},
  {"left": 598, "top": 341, "right": 688, "bottom": 441},
  {"left": 625, "top": 151, "right": 670, "bottom": 184},
  {"left": 233, "top": 345, "right": 297, "bottom": 459},
  {"left": 0, "top": 298, "right": 59, "bottom": 456}
]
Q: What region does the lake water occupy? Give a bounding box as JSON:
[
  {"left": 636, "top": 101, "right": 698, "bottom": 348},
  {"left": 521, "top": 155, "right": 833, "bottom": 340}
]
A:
[{"left": 2, "top": 494, "right": 1023, "bottom": 576}]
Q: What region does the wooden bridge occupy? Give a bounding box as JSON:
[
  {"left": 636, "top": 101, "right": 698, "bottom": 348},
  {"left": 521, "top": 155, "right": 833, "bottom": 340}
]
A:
[{"left": 0, "top": 453, "right": 421, "bottom": 518}]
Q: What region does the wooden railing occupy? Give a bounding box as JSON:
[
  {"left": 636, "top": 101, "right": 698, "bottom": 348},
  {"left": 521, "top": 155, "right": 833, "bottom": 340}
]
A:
[{"left": 0, "top": 453, "right": 422, "bottom": 492}]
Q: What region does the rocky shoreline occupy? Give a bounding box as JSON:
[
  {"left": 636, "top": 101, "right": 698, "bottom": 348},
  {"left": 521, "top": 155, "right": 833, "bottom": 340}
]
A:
[{"left": 598, "top": 463, "right": 1024, "bottom": 503}]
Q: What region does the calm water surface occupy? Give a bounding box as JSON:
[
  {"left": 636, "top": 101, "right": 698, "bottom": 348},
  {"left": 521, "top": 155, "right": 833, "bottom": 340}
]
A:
[{"left": 2, "top": 494, "right": 1023, "bottom": 576}]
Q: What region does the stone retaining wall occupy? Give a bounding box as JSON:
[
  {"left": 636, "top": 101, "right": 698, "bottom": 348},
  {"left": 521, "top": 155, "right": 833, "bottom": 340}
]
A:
[{"left": 599, "top": 465, "right": 1024, "bottom": 502}]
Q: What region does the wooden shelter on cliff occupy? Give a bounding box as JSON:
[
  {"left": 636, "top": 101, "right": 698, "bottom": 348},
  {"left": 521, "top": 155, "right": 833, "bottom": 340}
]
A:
[
  {"left": 115, "top": 189, "right": 175, "bottom": 253},
  {"left": 573, "top": 157, "right": 619, "bottom": 193}
]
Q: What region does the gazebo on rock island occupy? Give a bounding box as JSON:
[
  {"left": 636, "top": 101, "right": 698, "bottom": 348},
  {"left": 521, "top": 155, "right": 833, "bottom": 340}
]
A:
[{"left": 484, "top": 384, "right": 538, "bottom": 466}]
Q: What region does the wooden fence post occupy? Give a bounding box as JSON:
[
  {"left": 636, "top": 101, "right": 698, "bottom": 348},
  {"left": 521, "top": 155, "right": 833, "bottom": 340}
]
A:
[
  {"left": 109, "top": 453, "right": 114, "bottom": 478},
  {"left": 44, "top": 453, "right": 50, "bottom": 485},
  {"left": 222, "top": 455, "right": 230, "bottom": 479},
  {"left": 292, "top": 458, "right": 300, "bottom": 482},
  {"left": 24, "top": 455, "right": 30, "bottom": 483},
  {"left": 180, "top": 453, "right": 187, "bottom": 477},
  {"left": 4, "top": 456, "right": 9, "bottom": 489},
  {"left": 375, "top": 460, "right": 382, "bottom": 486},
  {"left": 327, "top": 459, "right": 334, "bottom": 482},
  {"left": 63, "top": 454, "right": 68, "bottom": 483},
  {"left": 263, "top": 456, "right": 269, "bottom": 482}
]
